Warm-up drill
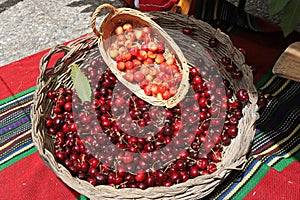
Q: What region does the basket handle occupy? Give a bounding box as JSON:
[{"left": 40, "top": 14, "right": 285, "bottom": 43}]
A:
[
  {"left": 39, "top": 45, "right": 71, "bottom": 80},
  {"left": 91, "top": 4, "right": 117, "bottom": 37}
]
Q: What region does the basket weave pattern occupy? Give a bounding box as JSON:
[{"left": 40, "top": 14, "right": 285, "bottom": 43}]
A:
[{"left": 31, "top": 11, "right": 258, "bottom": 200}]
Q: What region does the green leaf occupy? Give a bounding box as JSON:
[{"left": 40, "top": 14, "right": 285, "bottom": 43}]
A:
[
  {"left": 71, "top": 63, "right": 91, "bottom": 102},
  {"left": 269, "top": 0, "right": 290, "bottom": 16},
  {"left": 280, "top": 0, "right": 300, "bottom": 37}
]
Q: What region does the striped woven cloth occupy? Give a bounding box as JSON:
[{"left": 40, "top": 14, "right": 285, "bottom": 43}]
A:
[
  {"left": 1, "top": 68, "right": 299, "bottom": 199},
  {"left": 0, "top": 89, "right": 34, "bottom": 170}
]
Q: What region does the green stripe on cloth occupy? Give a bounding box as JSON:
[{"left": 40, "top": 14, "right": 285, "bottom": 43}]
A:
[
  {"left": 211, "top": 75, "right": 300, "bottom": 199},
  {"left": 210, "top": 158, "right": 264, "bottom": 199},
  {"left": 76, "top": 195, "right": 89, "bottom": 200},
  {"left": 0, "top": 146, "right": 37, "bottom": 171},
  {"left": 253, "top": 131, "right": 265, "bottom": 140},
  {"left": 273, "top": 150, "right": 300, "bottom": 172},
  {"left": 229, "top": 162, "right": 270, "bottom": 199},
  {"left": 258, "top": 137, "right": 299, "bottom": 169},
  {"left": 210, "top": 137, "right": 299, "bottom": 199},
  {"left": 0, "top": 86, "right": 36, "bottom": 106},
  {"left": 221, "top": 140, "right": 297, "bottom": 198},
  {"left": 0, "top": 85, "right": 36, "bottom": 171},
  {"left": 231, "top": 125, "right": 300, "bottom": 198},
  {"left": 266, "top": 141, "right": 300, "bottom": 169}
]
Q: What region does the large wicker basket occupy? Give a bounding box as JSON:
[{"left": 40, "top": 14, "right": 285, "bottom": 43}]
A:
[{"left": 31, "top": 8, "right": 258, "bottom": 200}]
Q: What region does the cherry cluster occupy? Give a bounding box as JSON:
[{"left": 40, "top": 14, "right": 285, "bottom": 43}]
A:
[
  {"left": 221, "top": 56, "right": 244, "bottom": 79},
  {"left": 44, "top": 50, "right": 252, "bottom": 189},
  {"left": 108, "top": 23, "right": 182, "bottom": 100}
]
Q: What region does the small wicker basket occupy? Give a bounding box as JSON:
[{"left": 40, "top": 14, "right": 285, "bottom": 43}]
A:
[
  {"left": 91, "top": 4, "right": 190, "bottom": 108},
  {"left": 31, "top": 7, "right": 258, "bottom": 200}
]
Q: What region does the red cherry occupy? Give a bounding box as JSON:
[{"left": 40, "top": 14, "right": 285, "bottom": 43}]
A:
[
  {"left": 170, "top": 171, "right": 182, "bottom": 183},
  {"left": 211, "top": 151, "right": 222, "bottom": 163},
  {"left": 162, "top": 90, "right": 171, "bottom": 100},
  {"left": 64, "top": 102, "right": 72, "bottom": 111},
  {"left": 189, "top": 67, "right": 199, "bottom": 77},
  {"left": 123, "top": 71, "right": 134, "bottom": 82},
  {"left": 47, "top": 90, "right": 56, "bottom": 99},
  {"left": 135, "top": 170, "right": 147, "bottom": 182},
  {"left": 207, "top": 163, "right": 217, "bottom": 173},
  {"left": 236, "top": 89, "right": 249, "bottom": 102},
  {"left": 182, "top": 27, "right": 192, "bottom": 35},
  {"left": 156, "top": 41, "right": 165, "bottom": 53},
  {"left": 123, "top": 152, "right": 133, "bottom": 164},
  {"left": 225, "top": 64, "right": 236, "bottom": 72},
  {"left": 145, "top": 175, "right": 155, "bottom": 187},
  {"left": 177, "top": 171, "right": 187, "bottom": 183},
  {"left": 55, "top": 152, "right": 66, "bottom": 161},
  {"left": 221, "top": 134, "right": 231, "bottom": 146},
  {"left": 89, "top": 157, "right": 99, "bottom": 168},
  {"left": 221, "top": 56, "right": 231, "bottom": 65},
  {"left": 189, "top": 166, "right": 199, "bottom": 177},
  {"left": 227, "top": 125, "right": 238, "bottom": 137},
  {"left": 45, "top": 118, "right": 53, "bottom": 127},
  {"left": 156, "top": 170, "right": 167, "bottom": 181},
  {"left": 203, "top": 141, "right": 215, "bottom": 152},
  {"left": 208, "top": 37, "right": 219, "bottom": 47},
  {"left": 232, "top": 71, "right": 243, "bottom": 79},
  {"left": 134, "top": 71, "right": 145, "bottom": 82},
  {"left": 238, "top": 47, "right": 246, "bottom": 55},
  {"left": 53, "top": 106, "right": 61, "bottom": 114},
  {"left": 196, "top": 158, "right": 208, "bottom": 169},
  {"left": 257, "top": 94, "right": 267, "bottom": 107}
]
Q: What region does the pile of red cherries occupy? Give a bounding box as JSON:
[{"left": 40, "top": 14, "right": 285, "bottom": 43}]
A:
[{"left": 45, "top": 33, "right": 254, "bottom": 189}]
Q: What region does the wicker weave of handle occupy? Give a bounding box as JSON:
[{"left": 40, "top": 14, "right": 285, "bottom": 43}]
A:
[
  {"left": 31, "top": 10, "right": 258, "bottom": 200},
  {"left": 91, "top": 4, "right": 190, "bottom": 108}
]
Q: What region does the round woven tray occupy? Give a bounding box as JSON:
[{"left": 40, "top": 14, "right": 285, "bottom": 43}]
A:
[{"left": 31, "top": 10, "right": 258, "bottom": 200}]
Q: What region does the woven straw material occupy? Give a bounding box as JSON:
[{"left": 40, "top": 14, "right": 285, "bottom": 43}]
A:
[
  {"left": 91, "top": 4, "right": 190, "bottom": 108},
  {"left": 31, "top": 10, "right": 258, "bottom": 200}
]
